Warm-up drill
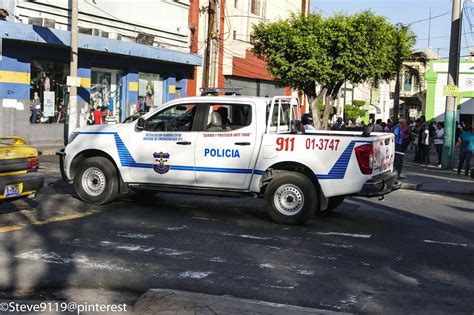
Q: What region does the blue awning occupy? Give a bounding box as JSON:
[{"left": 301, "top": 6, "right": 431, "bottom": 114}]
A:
[{"left": 0, "top": 21, "right": 202, "bottom": 66}]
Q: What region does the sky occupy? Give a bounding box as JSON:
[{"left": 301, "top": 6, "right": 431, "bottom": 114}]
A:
[{"left": 310, "top": 0, "right": 474, "bottom": 59}]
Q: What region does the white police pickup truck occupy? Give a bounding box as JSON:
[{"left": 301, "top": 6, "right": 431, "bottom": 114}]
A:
[{"left": 57, "top": 96, "right": 400, "bottom": 225}]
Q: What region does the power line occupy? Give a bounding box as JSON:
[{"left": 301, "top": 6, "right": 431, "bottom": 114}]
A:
[{"left": 407, "top": 10, "right": 451, "bottom": 25}]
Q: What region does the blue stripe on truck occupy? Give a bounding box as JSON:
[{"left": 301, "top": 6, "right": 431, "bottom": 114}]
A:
[{"left": 76, "top": 132, "right": 370, "bottom": 179}]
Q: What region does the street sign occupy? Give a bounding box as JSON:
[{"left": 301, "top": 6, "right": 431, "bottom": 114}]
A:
[
  {"left": 443, "top": 84, "right": 459, "bottom": 96},
  {"left": 409, "top": 109, "right": 417, "bottom": 118},
  {"left": 67, "top": 76, "right": 81, "bottom": 87}
]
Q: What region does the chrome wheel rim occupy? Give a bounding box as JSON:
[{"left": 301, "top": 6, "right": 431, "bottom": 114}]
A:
[
  {"left": 274, "top": 184, "right": 304, "bottom": 216},
  {"left": 82, "top": 167, "right": 106, "bottom": 196}
]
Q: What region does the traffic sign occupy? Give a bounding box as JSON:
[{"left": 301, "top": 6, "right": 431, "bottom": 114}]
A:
[
  {"left": 67, "top": 76, "right": 81, "bottom": 87},
  {"left": 443, "top": 85, "right": 459, "bottom": 96}
]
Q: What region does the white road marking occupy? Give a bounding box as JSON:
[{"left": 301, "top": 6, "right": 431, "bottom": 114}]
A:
[
  {"left": 166, "top": 226, "right": 187, "bottom": 231},
  {"left": 316, "top": 232, "right": 372, "bottom": 239},
  {"left": 178, "top": 271, "right": 213, "bottom": 279},
  {"left": 209, "top": 257, "right": 227, "bottom": 263},
  {"left": 190, "top": 217, "right": 220, "bottom": 221},
  {"left": 296, "top": 270, "right": 315, "bottom": 276},
  {"left": 15, "top": 250, "right": 130, "bottom": 272},
  {"left": 321, "top": 242, "right": 353, "bottom": 248},
  {"left": 259, "top": 263, "right": 276, "bottom": 269},
  {"left": 115, "top": 232, "right": 154, "bottom": 239},
  {"left": 221, "top": 232, "right": 272, "bottom": 240},
  {"left": 423, "top": 240, "right": 468, "bottom": 247}
]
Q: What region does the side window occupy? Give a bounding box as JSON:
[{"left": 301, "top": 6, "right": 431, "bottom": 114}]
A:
[
  {"left": 145, "top": 104, "right": 198, "bottom": 132},
  {"left": 205, "top": 104, "right": 252, "bottom": 132}
]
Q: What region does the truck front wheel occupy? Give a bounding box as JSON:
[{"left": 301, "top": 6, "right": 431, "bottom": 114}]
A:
[
  {"left": 74, "top": 157, "right": 119, "bottom": 204},
  {"left": 265, "top": 171, "right": 317, "bottom": 225}
]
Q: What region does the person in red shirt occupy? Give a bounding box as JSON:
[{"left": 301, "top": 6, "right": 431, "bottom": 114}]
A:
[{"left": 93, "top": 107, "right": 102, "bottom": 125}]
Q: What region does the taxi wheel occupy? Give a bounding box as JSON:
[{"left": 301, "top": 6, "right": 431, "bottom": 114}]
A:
[
  {"left": 326, "top": 195, "right": 345, "bottom": 211},
  {"left": 74, "top": 157, "right": 119, "bottom": 204},
  {"left": 265, "top": 171, "right": 317, "bottom": 225}
]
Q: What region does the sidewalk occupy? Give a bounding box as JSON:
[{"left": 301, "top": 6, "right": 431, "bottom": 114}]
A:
[
  {"left": 132, "top": 289, "right": 344, "bottom": 315},
  {"left": 399, "top": 147, "right": 474, "bottom": 195}
]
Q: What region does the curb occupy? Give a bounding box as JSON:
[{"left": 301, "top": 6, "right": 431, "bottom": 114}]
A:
[
  {"left": 400, "top": 183, "right": 422, "bottom": 191},
  {"left": 133, "top": 288, "right": 345, "bottom": 315}
]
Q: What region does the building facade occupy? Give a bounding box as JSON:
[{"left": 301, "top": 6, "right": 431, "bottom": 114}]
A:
[
  {"left": 188, "top": 0, "right": 307, "bottom": 99},
  {"left": 424, "top": 60, "right": 474, "bottom": 126},
  {"left": 0, "top": 0, "right": 201, "bottom": 148}
]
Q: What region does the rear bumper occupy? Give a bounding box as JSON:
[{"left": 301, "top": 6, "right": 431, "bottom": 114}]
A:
[
  {"left": 56, "top": 149, "right": 69, "bottom": 182},
  {"left": 358, "top": 171, "right": 401, "bottom": 197},
  {"left": 0, "top": 172, "right": 44, "bottom": 199}
]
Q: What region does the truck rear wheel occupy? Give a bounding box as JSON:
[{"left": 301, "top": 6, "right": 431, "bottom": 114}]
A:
[
  {"left": 74, "top": 157, "right": 119, "bottom": 204},
  {"left": 264, "top": 171, "right": 317, "bottom": 225}
]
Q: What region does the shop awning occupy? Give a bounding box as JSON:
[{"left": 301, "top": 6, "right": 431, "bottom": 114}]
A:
[{"left": 0, "top": 21, "right": 202, "bottom": 66}]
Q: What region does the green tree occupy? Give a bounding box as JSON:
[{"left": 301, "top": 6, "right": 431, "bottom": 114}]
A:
[
  {"left": 252, "top": 11, "right": 397, "bottom": 129},
  {"left": 391, "top": 24, "right": 429, "bottom": 120},
  {"left": 344, "top": 100, "right": 366, "bottom": 123}
]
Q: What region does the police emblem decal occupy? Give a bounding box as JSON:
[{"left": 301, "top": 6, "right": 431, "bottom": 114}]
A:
[{"left": 153, "top": 152, "right": 170, "bottom": 174}]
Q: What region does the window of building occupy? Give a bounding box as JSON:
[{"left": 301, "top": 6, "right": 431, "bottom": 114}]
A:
[
  {"left": 138, "top": 73, "right": 164, "bottom": 113},
  {"left": 205, "top": 104, "right": 252, "bottom": 131},
  {"left": 30, "top": 60, "right": 69, "bottom": 124},
  {"left": 233, "top": 30, "right": 237, "bottom": 40},
  {"left": 234, "top": 0, "right": 238, "bottom": 8},
  {"left": 250, "top": 0, "right": 260, "bottom": 15},
  {"left": 403, "top": 72, "right": 413, "bottom": 93},
  {"left": 90, "top": 68, "right": 124, "bottom": 124}
]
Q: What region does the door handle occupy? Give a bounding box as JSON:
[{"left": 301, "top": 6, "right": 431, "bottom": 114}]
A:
[
  {"left": 176, "top": 141, "right": 192, "bottom": 145},
  {"left": 234, "top": 142, "right": 251, "bottom": 146}
]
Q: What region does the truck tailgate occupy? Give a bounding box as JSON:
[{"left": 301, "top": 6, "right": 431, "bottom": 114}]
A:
[{"left": 372, "top": 133, "right": 395, "bottom": 175}]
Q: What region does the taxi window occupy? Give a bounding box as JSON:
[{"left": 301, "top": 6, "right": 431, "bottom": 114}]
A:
[{"left": 205, "top": 104, "right": 252, "bottom": 132}]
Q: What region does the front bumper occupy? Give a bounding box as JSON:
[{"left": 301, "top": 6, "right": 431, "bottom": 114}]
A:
[
  {"left": 0, "top": 172, "right": 44, "bottom": 200},
  {"left": 358, "top": 171, "right": 401, "bottom": 197},
  {"left": 56, "top": 149, "right": 69, "bottom": 182}
]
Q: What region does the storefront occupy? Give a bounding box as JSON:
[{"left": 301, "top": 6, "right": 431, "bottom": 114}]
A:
[{"left": 0, "top": 21, "right": 201, "bottom": 148}]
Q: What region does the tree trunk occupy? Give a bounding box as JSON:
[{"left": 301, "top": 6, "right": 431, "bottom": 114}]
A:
[
  {"left": 393, "top": 70, "right": 401, "bottom": 120},
  {"left": 308, "top": 87, "right": 327, "bottom": 130},
  {"left": 322, "top": 94, "right": 333, "bottom": 130}
]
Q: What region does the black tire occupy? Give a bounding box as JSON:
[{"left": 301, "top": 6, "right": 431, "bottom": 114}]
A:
[
  {"left": 74, "top": 156, "right": 119, "bottom": 204},
  {"left": 264, "top": 171, "right": 317, "bottom": 225},
  {"left": 326, "top": 195, "right": 345, "bottom": 211}
]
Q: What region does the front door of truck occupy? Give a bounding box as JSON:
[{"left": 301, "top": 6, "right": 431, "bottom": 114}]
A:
[{"left": 128, "top": 103, "right": 204, "bottom": 185}]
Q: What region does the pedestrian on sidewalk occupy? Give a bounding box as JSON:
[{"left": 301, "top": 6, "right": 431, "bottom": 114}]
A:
[
  {"left": 456, "top": 124, "right": 473, "bottom": 176},
  {"left": 401, "top": 119, "right": 411, "bottom": 152},
  {"left": 374, "top": 119, "right": 383, "bottom": 132},
  {"left": 413, "top": 119, "right": 422, "bottom": 162},
  {"left": 434, "top": 122, "right": 444, "bottom": 167},
  {"left": 420, "top": 122, "right": 431, "bottom": 167},
  {"left": 393, "top": 119, "right": 404, "bottom": 179}
]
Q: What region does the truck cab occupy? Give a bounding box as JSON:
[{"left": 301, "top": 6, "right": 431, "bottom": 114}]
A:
[{"left": 58, "top": 96, "right": 400, "bottom": 225}]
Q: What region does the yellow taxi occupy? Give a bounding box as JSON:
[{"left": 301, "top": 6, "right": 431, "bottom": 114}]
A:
[{"left": 0, "top": 137, "right": 44, "bottom": 201}]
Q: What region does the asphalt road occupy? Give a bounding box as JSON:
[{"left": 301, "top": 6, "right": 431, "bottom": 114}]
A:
[{"left": 0, "top": 156, "right": 473, "bottom": 314}]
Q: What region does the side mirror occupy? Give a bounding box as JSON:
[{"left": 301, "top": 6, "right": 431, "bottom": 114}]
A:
[{"left": 136, "top": 117, "right": 146, "bottom": 131}]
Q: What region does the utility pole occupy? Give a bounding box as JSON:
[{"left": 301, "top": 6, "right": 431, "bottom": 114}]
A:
[
  {"left": 68, "top": 0, "right": 79, "bottom": 134},
  {"left": 441, "top": 0, "right": 463, "bottom": 170},
  {"left": 203, "top": 0, "right": 216, "bottom": 90},
  {"left": 301, "top": 0, "right": 307, "bottom": 15}
]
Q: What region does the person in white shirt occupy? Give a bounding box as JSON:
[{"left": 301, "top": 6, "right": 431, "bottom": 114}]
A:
[
  {"left": 302, "top": 113, "right": 316, "bottom": 131},
  {"left": 434, "top": 122, "right": 444, "bottom": 166}
]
